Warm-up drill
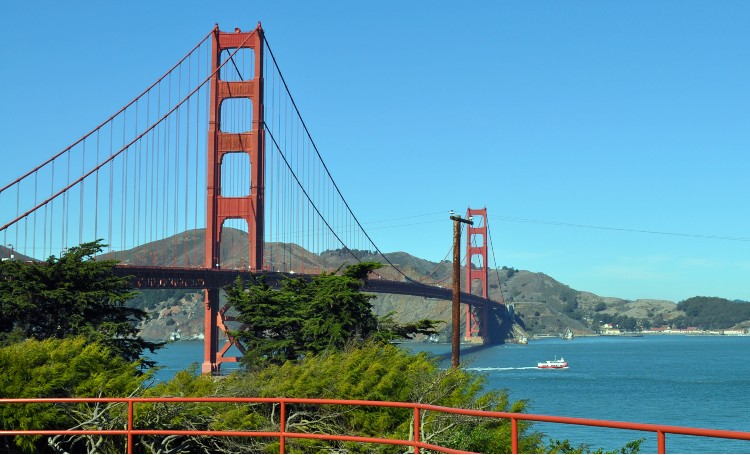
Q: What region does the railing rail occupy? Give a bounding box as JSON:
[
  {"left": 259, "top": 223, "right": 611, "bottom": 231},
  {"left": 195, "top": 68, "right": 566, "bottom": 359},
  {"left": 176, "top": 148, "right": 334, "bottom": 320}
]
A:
[{"left": 2, "top": 397, "right": 750, "bottom": 453}]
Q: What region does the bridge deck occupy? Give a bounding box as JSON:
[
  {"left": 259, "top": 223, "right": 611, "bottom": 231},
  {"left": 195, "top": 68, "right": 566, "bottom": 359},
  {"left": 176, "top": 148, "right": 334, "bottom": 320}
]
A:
[{"left": 113, "top": 265, "right": 498, "bottom": 308}]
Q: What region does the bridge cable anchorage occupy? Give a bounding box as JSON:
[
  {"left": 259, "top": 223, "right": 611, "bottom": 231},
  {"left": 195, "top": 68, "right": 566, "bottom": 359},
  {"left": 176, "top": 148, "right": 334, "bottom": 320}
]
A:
[
  {"left": 262, "top": 36, "right": 426, "bottom": 283},
  {"left": 0, "top": 36, "right": 253, "bottom": 235}
]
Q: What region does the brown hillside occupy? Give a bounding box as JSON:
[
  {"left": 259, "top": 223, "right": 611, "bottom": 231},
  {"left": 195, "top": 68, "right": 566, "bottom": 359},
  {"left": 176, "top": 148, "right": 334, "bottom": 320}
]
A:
[{"left": 109, "top": 230, "right": 680, "bottom": 341}]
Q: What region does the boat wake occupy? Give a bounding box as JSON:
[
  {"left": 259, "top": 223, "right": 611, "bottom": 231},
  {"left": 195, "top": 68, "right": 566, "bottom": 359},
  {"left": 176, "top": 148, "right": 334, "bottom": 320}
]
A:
[{"left": 468, "top": 366, "right": 539, "bottom": 371}]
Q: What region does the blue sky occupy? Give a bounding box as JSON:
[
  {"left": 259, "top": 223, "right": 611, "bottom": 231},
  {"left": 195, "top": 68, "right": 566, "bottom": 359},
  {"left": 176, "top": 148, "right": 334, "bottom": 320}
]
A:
[{"left": 2, "top": 1, "right": 749, "bottom": 302}]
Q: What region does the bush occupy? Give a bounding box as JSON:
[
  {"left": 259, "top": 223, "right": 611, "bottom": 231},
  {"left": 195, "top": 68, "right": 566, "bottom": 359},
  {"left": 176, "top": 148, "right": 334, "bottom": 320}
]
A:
[{"left": 0, "top": 337, "right": 149, "bottom": 453}]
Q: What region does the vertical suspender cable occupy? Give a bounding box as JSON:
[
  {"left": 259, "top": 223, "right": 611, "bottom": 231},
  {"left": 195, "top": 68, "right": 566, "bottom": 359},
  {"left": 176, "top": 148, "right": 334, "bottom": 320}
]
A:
[
  {"left": 486, "top": 222, "right": 506, "bottom": 304},
  {"left": 185, "top": 55, "right": 191, "bottom": 266},
  {"left": 193, "top": 52, "right": 198, "bottom": 268},
  {"left": 122, "top": 109, "right": 128, "bottom": 258},
  {"left": 134, "top": 100, "right": 140, "bottom": 257},
  {"left": 108, "top": 118, "right": 114, "bottom": 255},
  {"left": 167, "top": 71, "right": 174, "bottom": 266},
  {"left": 33, "top": 172, "right": 37, "bottom": 258},
  {"left": 94, "top": 130, "right": 100, "bottom": 247},
  {"left": 48, "top": 161, "right": 54, "bottom": 257},
  {"left": 147, "top": 90, "right": 154, "bottom": 262},
  {"left": 63, "top": 151, "right": 69, "bottom": 250},
  {"left": 15, "top": 177, "right": 20, "bottom": 255},
  {"left": 79, "top": 141, "right": 85, "bottom": 245},
  {"left": 175, "top": 64, "right": 181, "bottom": 266},
  {"left": 276, "top": 85, "right": 281, "bottom": 269},
  {"left": 161, "top": 79, "right": 167, "bottom": 262}
]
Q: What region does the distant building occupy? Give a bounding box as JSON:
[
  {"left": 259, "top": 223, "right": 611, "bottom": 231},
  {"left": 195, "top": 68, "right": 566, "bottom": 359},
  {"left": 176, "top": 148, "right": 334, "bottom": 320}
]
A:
[
  {"left": 647, "top": 326, "right": 670, "bottom": 333},
  {"left": 601, "top": 324, "right": 621, "bottom": 335}
]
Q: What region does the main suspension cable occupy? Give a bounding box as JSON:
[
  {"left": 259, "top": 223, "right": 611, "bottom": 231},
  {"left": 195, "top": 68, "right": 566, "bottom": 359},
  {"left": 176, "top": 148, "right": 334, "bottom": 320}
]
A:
[{"left": 262, "top": 35, "right": 422, "bottom": 283}]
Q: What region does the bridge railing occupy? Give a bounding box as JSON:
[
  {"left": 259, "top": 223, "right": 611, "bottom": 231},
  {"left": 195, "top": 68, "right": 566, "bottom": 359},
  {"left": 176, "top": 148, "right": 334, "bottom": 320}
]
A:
[{"left": 2, "top": 397, "right": 750, "bottom": 453}]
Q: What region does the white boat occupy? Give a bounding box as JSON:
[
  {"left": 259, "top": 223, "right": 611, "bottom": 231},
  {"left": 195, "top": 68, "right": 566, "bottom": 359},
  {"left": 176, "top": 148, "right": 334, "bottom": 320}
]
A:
[{"left": 537, "top": 357, "right": 569, "bottom": 369}]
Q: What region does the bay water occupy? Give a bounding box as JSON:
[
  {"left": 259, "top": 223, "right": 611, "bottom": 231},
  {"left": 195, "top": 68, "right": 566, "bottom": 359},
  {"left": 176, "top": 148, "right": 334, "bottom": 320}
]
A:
[{"left": 152, "top": 335, "right": 750, "bottom": 453}]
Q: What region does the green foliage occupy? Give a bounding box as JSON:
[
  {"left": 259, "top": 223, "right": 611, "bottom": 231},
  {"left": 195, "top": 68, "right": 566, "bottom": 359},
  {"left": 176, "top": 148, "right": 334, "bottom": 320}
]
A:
[
  {"left": 228, "top": 261, "right": 438, "bottom": 368},
  {"left": 0, "top": 337, "right": 149, "bottom": 453},
  {"left": 563, "top": 300, "right": 579, "bottom": 314},
  {"left": 110, "top": 344, "right": 546, "bottom": 454},
  {"left": 547, "top": 437, "right": 645, "bottom": 453},
  {"left": 0, "top": 240, "right": 162, "bottom": 365},
  {"left": 501, "top": 265, "right": 518, "bottom": 279},
  {"left": 208, "top": 343, "right": 544, "bottom": 453},
  {"left": 673, "top": 296, "right": 750, "bottom": 329},
  {"left": 132, "top": 365, "right": 242, "bottom": 454},
  {"left": 373, "top": 311, "right": 441, "bottom": 343}
]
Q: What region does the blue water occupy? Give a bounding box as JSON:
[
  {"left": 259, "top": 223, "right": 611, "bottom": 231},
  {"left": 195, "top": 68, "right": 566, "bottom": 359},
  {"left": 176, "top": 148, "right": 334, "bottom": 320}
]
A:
[
  {"left": 152, "top": 336, "right": 750, "bottom": 453},
  {"left": 405, "top": 336, "right": 750, "bottom": 454}
]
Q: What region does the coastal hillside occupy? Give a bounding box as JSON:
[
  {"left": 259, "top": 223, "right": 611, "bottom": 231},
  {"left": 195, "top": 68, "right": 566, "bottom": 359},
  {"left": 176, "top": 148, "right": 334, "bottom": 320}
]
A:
[{"left": 99, "top": 231, "right": 748, "bottom": 341}]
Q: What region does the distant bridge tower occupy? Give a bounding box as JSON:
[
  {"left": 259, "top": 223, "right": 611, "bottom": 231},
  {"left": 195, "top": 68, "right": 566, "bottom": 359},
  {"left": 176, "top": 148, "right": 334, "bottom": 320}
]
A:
[
  {"left": 464, "top": 207, "right": 489, "bottom": 343},
  {"left": 203, "top": 25, "right": 265, "bottom": 374}
]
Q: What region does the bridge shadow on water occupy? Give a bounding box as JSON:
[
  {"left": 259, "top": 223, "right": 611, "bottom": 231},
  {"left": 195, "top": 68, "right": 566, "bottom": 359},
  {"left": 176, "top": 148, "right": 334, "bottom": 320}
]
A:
[
  {"left": 426, "top": 305, "right": 512, "bottom": 365},
  {"left": 430, "top": 343, "right": 500, "bottom": 364}
]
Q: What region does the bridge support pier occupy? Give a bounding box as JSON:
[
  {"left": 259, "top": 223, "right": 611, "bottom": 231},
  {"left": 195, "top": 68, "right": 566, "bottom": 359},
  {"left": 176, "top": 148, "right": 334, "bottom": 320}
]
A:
[{"left": 202, "top": 288, "right": 220, "bottom": 374}]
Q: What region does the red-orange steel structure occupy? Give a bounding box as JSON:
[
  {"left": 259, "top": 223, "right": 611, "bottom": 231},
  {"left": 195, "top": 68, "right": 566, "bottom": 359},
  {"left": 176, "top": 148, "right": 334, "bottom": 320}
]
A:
[
  {"left": 464, "top": 207, "right": 489, "bottom": 342},
  {"left": 2, "top": 397, "right": 750, "bottom": 454},
  {"left": 203, "top": 24, "right": 265, "bottom": 374}
]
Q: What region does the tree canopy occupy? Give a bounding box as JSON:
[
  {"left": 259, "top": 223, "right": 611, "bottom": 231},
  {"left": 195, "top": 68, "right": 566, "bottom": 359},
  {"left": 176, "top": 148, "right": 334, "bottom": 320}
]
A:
[
  {"left": 227, "top": 261, "right": 439, "bottom": 368},
  {"left": 0, "top": 240, "right": 161, "bottom": 365},
  {"left": 672, "top": 296, "right": 750, "bottom": 330}
]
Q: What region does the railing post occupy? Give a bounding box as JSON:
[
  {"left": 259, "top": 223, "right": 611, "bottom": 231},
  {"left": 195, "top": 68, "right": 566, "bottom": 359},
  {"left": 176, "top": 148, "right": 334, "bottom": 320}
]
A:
[
  {"left": 279, "top": 400, "right": 286, "bottom": 454},
  {"left": 413, "top": 406, "right": 421, "bottom": 454},
  {"left": 127, "top": 399, "right": 134, "bottom": 454},
  {"left": 511, "top": 417, "right": 518, "bottom": 453},
  {"left": 657, "top": 430, "right": 666, "bottom": 454}
]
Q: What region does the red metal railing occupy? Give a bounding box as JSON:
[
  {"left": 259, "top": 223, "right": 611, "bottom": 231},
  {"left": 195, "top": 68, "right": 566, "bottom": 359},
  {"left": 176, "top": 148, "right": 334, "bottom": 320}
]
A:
[{"left": 2, "top": 397, "right": 750, "bottom": 453}]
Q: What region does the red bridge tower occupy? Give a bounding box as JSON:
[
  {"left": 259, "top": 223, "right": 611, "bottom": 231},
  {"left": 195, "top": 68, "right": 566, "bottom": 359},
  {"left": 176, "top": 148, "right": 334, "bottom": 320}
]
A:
[
  {"left": 203, "top": 25, "right": 265, "bottom": 374},
  {"left": 464, "top": 207, "right": 489, "bottom": 343}
]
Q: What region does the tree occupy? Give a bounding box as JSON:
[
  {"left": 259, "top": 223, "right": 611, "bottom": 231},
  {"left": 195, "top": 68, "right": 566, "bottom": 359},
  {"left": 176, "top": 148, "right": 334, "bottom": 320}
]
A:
[
  {"left": 673, "top": 296, "right": 750, "bottom": 330},
  {"left": 225, "top": 274, "right": 307, "bottom": 367},
  {"left": 228, "top": 261, "right": 438, "bottom": 368},
  {"left": 0, "top": 337, "right": 149, "bottom": 453},
  {"left": 0, "top": 240, "right": 161, "bottom": 365}
]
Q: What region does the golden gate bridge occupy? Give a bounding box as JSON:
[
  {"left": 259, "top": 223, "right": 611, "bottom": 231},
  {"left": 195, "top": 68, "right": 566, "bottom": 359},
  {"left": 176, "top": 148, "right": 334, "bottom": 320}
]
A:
[{"left": 0, "top": 24, "right": 509, "bottom": 374}]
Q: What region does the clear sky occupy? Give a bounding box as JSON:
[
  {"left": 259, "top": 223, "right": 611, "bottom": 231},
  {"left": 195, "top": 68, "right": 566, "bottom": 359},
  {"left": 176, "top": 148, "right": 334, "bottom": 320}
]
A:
[{"left": 2, "top": 1, "right": 749, "bottom": 303}]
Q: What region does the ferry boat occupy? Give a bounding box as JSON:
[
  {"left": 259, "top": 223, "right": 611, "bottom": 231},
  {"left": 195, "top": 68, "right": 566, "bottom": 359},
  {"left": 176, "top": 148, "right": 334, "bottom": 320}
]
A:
[{"left": 537, "top": 357, "right": 569, "bottom": 369}]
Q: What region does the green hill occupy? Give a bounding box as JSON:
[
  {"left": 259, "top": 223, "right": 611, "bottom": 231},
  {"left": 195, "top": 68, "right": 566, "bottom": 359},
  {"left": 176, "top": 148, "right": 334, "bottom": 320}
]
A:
[{"left": 106, "top": 231, "right": 747, "bottom": 342}]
